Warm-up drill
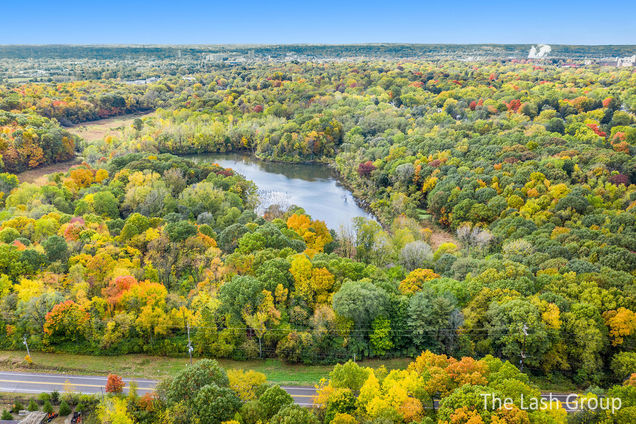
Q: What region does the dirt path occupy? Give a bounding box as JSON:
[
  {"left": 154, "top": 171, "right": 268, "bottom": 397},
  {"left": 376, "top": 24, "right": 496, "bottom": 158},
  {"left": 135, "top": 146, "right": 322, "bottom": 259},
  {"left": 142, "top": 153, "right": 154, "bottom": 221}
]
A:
[
  {"left": 15, "top": 158, "right": 82, "bottom": 184},
  {"left": 423, "top": 220, "right": 459, "bottom": 250}
]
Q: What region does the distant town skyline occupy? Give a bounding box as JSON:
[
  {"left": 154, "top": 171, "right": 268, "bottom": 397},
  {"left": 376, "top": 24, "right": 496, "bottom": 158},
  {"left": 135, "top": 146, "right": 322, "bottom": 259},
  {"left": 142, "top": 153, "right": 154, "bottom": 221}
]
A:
[{"left": 1, "top": 0, "right": 634, "bottom": 45}]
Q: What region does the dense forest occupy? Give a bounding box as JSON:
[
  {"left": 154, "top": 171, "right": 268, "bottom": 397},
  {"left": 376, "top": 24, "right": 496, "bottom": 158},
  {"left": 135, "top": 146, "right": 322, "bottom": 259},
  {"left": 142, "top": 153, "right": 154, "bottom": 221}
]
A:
[{"left": 0, "top": 54, "right": 634, "bottom": 423}]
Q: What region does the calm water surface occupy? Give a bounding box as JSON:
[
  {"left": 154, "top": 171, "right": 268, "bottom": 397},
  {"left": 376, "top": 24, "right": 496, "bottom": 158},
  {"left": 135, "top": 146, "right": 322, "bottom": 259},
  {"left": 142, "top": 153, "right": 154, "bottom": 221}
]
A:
[{"left": 194, "top": 153, "right": 375, "bottom": 230}]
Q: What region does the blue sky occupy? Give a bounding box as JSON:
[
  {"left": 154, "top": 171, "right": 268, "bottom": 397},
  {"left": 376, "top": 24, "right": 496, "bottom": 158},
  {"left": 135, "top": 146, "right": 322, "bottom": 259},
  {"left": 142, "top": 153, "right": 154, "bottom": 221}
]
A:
[{"left": 1, "top": 0, "right": 634, "bottom": 45}]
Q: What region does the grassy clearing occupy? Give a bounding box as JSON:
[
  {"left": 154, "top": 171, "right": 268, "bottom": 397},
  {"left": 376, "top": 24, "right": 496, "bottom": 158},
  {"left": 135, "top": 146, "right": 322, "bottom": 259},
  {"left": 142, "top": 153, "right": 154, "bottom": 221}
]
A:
[
  {"left": 0, "top": 351, "right": 411, "bottom": 387},
  {"left": 529, "top": 375, "right": 579, "bottom": 393},
  {"left": 69, "top": 112, "right": 153, "bottom": 144},
  {"left": 16, "top": 158, "right": 82, "bottom": 184},
  {"left": 16, "top": 112, "right": 153, "bottom": 184}
]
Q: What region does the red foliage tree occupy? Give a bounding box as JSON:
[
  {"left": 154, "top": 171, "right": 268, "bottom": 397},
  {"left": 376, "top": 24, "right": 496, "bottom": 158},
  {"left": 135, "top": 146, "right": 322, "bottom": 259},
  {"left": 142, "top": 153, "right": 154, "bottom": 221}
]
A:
[
  {"left": 102, "top": 275, "right": 138, "bottom": 309},
  {"left": 587, "top": 123, "right": 607, "bottom": 137},
  {"left": 608, "top": 174, "right": 629, "bottom": 186},
  {"left": 506, "top": 99, "right": 522, "bottom": 112},
  {"left": 105, "top": 373, "right": 125, "bottom": 394},
  {"left": 357, "top": 161, "right": 376, "bottom": 178},
  {"left": 139, "top": 392, "right": 159, "bottom": 412},
  {"left": 43, "top": 300, "right": 89, "bottom": 343}
]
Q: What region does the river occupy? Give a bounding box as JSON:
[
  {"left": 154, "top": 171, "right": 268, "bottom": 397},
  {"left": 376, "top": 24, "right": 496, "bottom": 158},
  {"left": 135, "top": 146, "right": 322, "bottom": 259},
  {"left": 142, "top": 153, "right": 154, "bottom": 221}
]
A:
[{"left": 193, "top": 153, "right": 375, "bottom": 230}]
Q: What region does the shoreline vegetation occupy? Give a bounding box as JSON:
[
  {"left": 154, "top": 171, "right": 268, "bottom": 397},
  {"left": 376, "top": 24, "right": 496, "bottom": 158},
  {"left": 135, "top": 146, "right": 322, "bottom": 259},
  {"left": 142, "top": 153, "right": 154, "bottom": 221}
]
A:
[{"left": 15, "top": 113, "right": 440, "bottom": 238}]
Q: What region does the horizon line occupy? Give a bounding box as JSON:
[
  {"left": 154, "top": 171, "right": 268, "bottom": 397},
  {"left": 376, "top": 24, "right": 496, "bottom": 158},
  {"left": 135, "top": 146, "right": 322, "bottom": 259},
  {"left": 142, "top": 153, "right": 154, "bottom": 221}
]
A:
[{"left": 1, "top": 43, "right": 635, "bottom": 48}]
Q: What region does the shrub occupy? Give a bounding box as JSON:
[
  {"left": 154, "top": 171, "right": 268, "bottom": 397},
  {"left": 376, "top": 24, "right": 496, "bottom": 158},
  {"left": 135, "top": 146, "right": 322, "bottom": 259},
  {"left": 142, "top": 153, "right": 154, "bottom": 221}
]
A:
[
  {"left": 27, "top": 399, "right": 39, "bottom": 411},
  {"left": 11, "top": 401, "right": 23, "bottom": 413},
  {"left": 59, "top": 400, "right": 72, "bottom": 416},
  {"left": 38, "top": 393, "right": 51, "bottom": 403},
  {"left": 1, "top": 410, "right": 12, "bottom": 420},
  {"left": 43, "top": 401, "right": 54, "bottom": 414}
]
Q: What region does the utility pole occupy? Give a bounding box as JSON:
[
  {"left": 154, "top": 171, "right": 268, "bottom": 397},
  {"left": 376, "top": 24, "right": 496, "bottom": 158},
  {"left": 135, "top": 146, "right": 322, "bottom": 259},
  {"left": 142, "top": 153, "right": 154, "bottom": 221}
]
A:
[
  {"left": 186, "top": 322, "right": 193, "bottom": 365},
  {"left": 23, "top": 336, "right": 30, "bottom": 357},
  {"left": 520, "top": 323, "right": 528, "bottom": 372}
]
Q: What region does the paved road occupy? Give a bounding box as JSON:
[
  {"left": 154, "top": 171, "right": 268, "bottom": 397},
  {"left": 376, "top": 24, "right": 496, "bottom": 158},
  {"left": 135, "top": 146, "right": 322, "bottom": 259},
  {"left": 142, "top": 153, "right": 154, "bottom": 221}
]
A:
[
  {"left": 0, "top": 371, "right": 316, "bottom": 406},
  {"left": 280, "top": 386, "right": 317, "bottom": 407},
  {"left": 0, "top": 372, "right": 580, "bottom": 412},
  {"left": 0, "top": 371, "right": 156, "bottom": 396}
]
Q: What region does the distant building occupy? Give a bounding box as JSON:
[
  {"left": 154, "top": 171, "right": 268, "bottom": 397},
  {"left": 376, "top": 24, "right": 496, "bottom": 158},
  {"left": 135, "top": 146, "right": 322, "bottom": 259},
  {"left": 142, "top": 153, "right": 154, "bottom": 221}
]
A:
[
  {"left": 125, "top": 76, "right": 160, "bottom": 85},
  {"left": 617, "top": 55, "right": 635, "bottom": 67}
]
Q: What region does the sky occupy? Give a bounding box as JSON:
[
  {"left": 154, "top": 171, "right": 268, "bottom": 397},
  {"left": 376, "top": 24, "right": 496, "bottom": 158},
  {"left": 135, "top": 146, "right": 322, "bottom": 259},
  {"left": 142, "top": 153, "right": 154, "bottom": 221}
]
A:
[{"left": 1, "top": 0, "right": 634, "bottom": 45}]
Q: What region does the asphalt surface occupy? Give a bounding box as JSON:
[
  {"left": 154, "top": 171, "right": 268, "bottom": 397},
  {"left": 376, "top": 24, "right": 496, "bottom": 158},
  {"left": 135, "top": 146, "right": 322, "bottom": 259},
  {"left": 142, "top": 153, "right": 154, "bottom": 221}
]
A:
[
  {"left": 0, "top": 371, "right": 580, "bottom": 412},
  {"left": 0, "top": 371, "right": 156, "bottom": 396},
  {"left": 0, "top": 371, "right": 315, "bottom": 406}
]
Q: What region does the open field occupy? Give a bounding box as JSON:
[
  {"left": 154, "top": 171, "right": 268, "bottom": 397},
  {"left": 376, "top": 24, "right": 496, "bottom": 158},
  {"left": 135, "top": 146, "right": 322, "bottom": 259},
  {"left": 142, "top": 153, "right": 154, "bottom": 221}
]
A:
[
  {"left": 15, "top": 158, "right": 82, "bottom": 184},
  {"left": 15, "top": 112, "right": 153, "bottom": 184},
  {"left": 68, "top": 112, "right": 153, "bottom": 144},
  {"left": 0, "top": 351, "right": 411, "bottom": 387}
]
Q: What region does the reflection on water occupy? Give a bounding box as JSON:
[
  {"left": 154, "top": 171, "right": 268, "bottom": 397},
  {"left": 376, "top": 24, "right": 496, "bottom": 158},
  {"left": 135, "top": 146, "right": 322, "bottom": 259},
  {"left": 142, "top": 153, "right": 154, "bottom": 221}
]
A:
[{"left": 193, "top": 153, "right": 375, "bottom": 230}]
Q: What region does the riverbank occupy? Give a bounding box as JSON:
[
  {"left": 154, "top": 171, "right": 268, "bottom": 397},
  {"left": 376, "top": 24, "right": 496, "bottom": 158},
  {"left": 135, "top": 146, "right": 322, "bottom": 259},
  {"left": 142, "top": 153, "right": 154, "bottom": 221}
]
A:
[
  {"left": 195, "top": 151, "right": 458, "bottom": 247},
  {"left": 329, "top": 161, "right": 458, "bottom": 249},
  {"left": 328, "top": 162, "right": 385, "bottom": 227},
  {"left": 193, "top": 152, "right": 375, "bottom": 230}
]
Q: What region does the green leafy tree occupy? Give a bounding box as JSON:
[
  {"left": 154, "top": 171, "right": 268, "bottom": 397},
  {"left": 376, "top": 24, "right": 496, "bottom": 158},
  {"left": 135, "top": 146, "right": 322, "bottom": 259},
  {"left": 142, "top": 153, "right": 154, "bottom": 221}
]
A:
[
  {"left": 193, "top": 384, "right": 241, "bottom": 424},
  {"left": 370, "top": 316, "right": 394, "bottom": 355},
  {"left": 58, "top": 400, "right": 72, "bottom": 416},
  {"left": 271, "top": 404, "right": 320, "bottom": 424},
  {"left": 408, "top": 288, "right": 461, "bottom": 353},
  {"left": 42, "top": 235, "right": 68, "bottom": 263},
  {"left": 165, "top": 359, "right": 230, "bottom": 406},
  {"left": 258, "top": 385, "right": 294, "bottom": 419},
  {"left": 332, "top": 280, "right": 388, "bottom": 330},
  {"left": 42, "top": 401, "right": 53, "bottom": 415},
  {"left": 487, "top": 299, "right": 552, "bottom": 371},
  {"left": 329, "top": 360, "right": 370, "bottom": 392}
]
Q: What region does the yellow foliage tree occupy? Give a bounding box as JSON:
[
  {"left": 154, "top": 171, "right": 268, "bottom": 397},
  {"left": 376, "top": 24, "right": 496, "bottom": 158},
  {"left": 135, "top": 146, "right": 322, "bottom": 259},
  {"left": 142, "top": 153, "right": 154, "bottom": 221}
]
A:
[
  {"left": 398, "top": 268, "right": 440, "bottom": 295},
  {"left": 286, "top": 213, "right": 332, "bottom": 257},
  {"left": 603, "top": 308, "right": 636, "bottom": 346},
  {"left": 227, "top": 369, "right": 267, "bottom": 401},
  {"left": 97, "top": 397, "right": 134, "bottom": 424}
]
